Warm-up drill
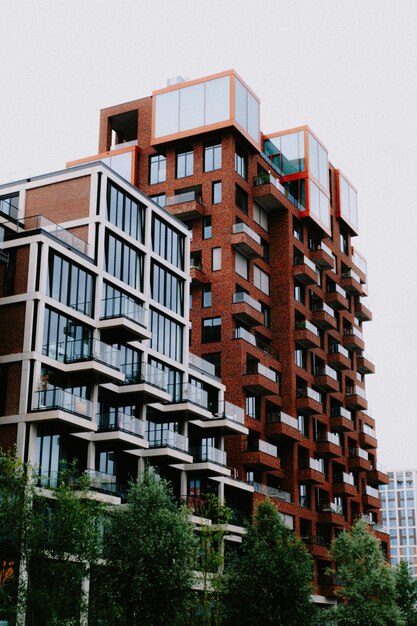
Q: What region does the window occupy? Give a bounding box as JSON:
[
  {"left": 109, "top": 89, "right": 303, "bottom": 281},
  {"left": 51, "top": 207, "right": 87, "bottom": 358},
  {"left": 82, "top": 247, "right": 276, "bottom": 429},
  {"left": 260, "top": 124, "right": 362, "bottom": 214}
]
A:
[
  {"left": 151, "top": 261, "right": 184, "bottom": 315},
  {"left": 235, "top": 251, "right": 249, "bottom": 280},
  {"left": 295, "top": 349, "right": 307, "bottom": 369},
  {"left": 152, "top": 215, "right": 185, "bottom": 270},
  {"left": 150, "top": 193, "right": 166, "bottom": 208},
  {"left": 202, "top": 284, "right": 212, "bottom": 308},
  {"left": 261, "top": 238, "right": 270, "bottom": 263},
  {"left": 294, "top": 280, "right": 305, "bottom": 304},
  {"left": 298, "top": 415, "right": 308, "bottom": 437},
  {"left": 204, "top": 142, "right": 221, "bottom": 172},
  {"left": 202, "top": 317, "right": 221, "bottom": 343},
  {"left": 212, "top": 181, "right": 222, "bottom": 204},
  {"left": 235, "top": 184, "right": 248, "bottom": 214},
  {"left": 202, "top": 216, "right": 212, "bottom": 239},
  {"left": 102, "top": 282, "right": 144, "bottom": 324},
  {"left": 107, "top": 182, "right": 145, "bottom": 242},
  {"left": 254, "top": 266, "right": 270, "bottom": 295},
  {"left": 105, "top": 231, "right": 143, "bottom": 291},
  {"left": 42, "top": 307, "right": 92, "bottom": 362},
  {"left": 150, "top": 308, "right": 183, "bottom": 362},
  {"left": 149, "top": 357, "right": 183, "bottom": 400},
  {"left": 212, "top": 247, "right": 221, "bottom": 271},
  {"left": 48, "top": 252, "right": 95, "bottom": 317},
  {"left": 340, "top": 230, "right": 349, "bottom": 255},
  {"left": 176, "top": 148, "right": 193, "bottom": 178},
  {"left": 202, "top": 352, "right": 221, "bottom": 377},
  {"left": 0, "top": 193, "right": 19, "bottom": 219},
  {"left": 35, "top": 431, "right": 60, "bottom": 487},
  {"left": 261, "top": 302, "right": 271, "bottom": 328},
  {"left": 235, "top": 146, "right": 248, "bottom": 179},
  {"left": 293, "top": 218, "right": 303, "bottom": 242},
  {"left": 299, "top": 484, "right": 310, "bottom": 508},
  {"left": 253, "top": 203, "right": 268, "bottom": 231},
  {"left": 149, "top": 154, "right": 166, "bottom": 184},
  {"left": 246, "top": 395, "right": 260, "bottom": 420}
]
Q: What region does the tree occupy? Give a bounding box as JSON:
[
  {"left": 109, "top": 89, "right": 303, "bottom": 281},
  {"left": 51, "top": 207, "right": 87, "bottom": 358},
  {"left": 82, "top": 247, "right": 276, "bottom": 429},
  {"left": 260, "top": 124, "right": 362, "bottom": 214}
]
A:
[
  {"left": 101, "top": 471, "right": 196, "bottom": 626},
  {"left": 328, "top": 520, "right": 405, "bottom": 626},
  {"left": 224, "top": 499, "right": 316, "bottom": 626},
  {"left": 395, "top": 560, "right": 417, "bottom": 626}
]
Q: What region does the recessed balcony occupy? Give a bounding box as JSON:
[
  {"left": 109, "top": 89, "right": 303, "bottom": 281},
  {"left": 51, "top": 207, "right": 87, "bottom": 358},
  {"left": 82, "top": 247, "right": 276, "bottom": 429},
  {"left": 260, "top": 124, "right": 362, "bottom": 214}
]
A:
[
  {"left": 341, "top": 269, "right": 363, "bottom": 296},
  {"left": 252, "top": 173, "right": 288, "bottom": 211},
  {"left": 165, "top": 190, "right": 206, "bottom": 220},
  {"left": 298, "top": 457, "right": 326, "bottom": 484},
  {"left": 314, "top": 365, "right": 339, "bottom": 392},
  {"left": 342, "top": 327, "right": 364, "bottom": 352},
  {"left": 328, "top": 343, "right": 351, "bottom": 370},
  {"left": 93, "top": 411, "right": 148, "bottom": 449},
  {"left": 311, "top": 302, "right": 337, "bottom": 330},
  {"left": 346, "top": 385, "right": 368, "bottom": 410},
  {"left": 352, "top": 248, "right": 368, "bottom": 283},
  {"left": 348, "top": 447, "right": 372, "bottom": 471},
  {"left": 293, "top": 254, "right": 318, "bottom": 285},
  {"left": 325, "top": 284, "right": 349, "bottom": 311},
  {"left": 330, "top": 406, "right": 354, "bottom": 432},
  {"left": 316, "top": 431, "right": 342, "bottom": 458},
  {"left": 294, "top": 320, "right": 321, "bottom": 349},
  {"left": 265, "top": 410, "right": 302, "bottom": 442},
  {"left": 363, "top": 485, "right": 381, "bottom": 509},
  {"left": 367, "top": 463, "right": 389, "bottom": 485},
  {"left": 43, "top": 339, "right": 124, "bottom": 382},
  {"left": 31, "top": 387, "right": 95, "bottom": 432},
  {"left": 355, "top": 300, "right": 373, "bottom": 322},
  {"left": 296, "top": 387, "right": 323, "bottom": 414},
  {"left": 231, "top": 291, "right": 264, "bottom": 326},
  {"left": 318, "top": 503, "right": 345, "bottom": 525},
  {"left": 357, "top": 353, "right": 375, "bottom": 374},
  {"left": 231, "top": 222, "right": 263, "bottom": 258},
  {"left": 360, "top": 423, "right": 377, "bottom": 449},
  {"left": 243, "top": 440, "right": 282, "bottom": 472},
  {"left": 333, "top": 472, "right": 358, "bottom": 497},
  {"left": 200, "top": 400, "right": 248, "bottom": 435},
  {"left": 98, "top": 296, "right": 151, "bottom": 341},
  {"left": 243, "top": 362, "right": 280, "bottom": 396},
  {"left": 310, "top": 241, "right": 335, "bottom": 270}
]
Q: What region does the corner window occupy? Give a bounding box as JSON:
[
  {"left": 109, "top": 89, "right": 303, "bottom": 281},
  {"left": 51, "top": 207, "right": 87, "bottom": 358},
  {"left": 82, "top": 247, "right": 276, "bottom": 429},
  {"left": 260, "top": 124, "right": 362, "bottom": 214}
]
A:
[
  {"left": 204, "top": 142, "right": 222, "bottom": 172},
  {"left": 176, "top": 148, "right": 193, "bottom": 178},
  {"left": 235, "top": 146, "right": 248, "bottom": 179},
  {"left": 202, "top": 317, "right": 221, "bottom": 343},
  {"left": 212, "top": 181, "right": 222, "bottom": 204},
  {"left": 149, "top": 154, "right": 166, "bottom": 184}
]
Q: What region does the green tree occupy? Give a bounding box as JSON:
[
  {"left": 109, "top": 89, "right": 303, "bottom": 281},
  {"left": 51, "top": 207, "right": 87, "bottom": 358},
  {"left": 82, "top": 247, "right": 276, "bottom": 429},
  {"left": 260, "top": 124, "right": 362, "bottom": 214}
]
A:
[
  {"left": 395, "top": 560, "right": 417, "bottom": 626},
  {"left": 328, "top": 519, "right": 405, "bottom": 626},
  {"left": 102, "top": 471, "right": 196, "bottom": 626},
  {"left": 224, "top": 499, "right": 316, "bottom": 626}
]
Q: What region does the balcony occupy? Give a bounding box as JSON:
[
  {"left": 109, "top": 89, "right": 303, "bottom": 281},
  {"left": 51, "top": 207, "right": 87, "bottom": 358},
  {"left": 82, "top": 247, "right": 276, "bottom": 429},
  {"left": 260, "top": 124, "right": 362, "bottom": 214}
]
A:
[
  {"left": 363, "top": 484, "right": 380, "bottom": 509},
  {"left": 346, "top": 385, "right": 368, "bottom": 410},
  {"left": 311, "top": 302, "right": 337, "bottom": 330},
  {"left": 250, "top": 481, "right": 291, "bottom": 503},
  {"left": 189, "top": 352, "right": 219, "bottom": 379},
  {"left": 10, "top": 214, "right": 89, "bottom": 256},
  {"left": 348, "top": 447, "right": 371, "bottom": 471},
  {"left": 360, "top": 423, "right": 377, "bottom": 449},
  {"left": 314, "top": 365, "right": 339, "bottom": 392},
  {"left": 294, "top": 320, "right": 321, "bottom": 349},
  {"left": 316, "top": 431, "right": 342, "bottom": 458},
  {"left": 161, "top": 382, "right": 214, "bottom": 421},
  {"left": 368, "top": 463, "right": 389, "bottom": 485},
  {"left": 185, "top": 445, "right": 230, "bottom": 477},
  {"left": 165, "top": 191, "right": 205, "bottom": 220},
  {"left": 310, "top": 241, "right": 335, "bottom": 270},
  {"left": 244, "top": 440, "right": 282, "bottom": 472},
  {"left": 143, "top": 429, "right": 192, "bottom": 464},
  {"left": 325, "top": 284, "right": 349, "bottom": 311},
  {"left": 243, "top": 362, "right": 280, "bottom": 396},
  {"left": 231, "top": 291, "right": 264, "bottom": 326},
  {"left": 293, "top": 254, "right": 318, "bottom": 285},
  {"left": 333, "top": 472, "right": 358, "bottom": 497},
  {"left": 231, "top": 222, "right": 263, "bottom": 258},
  {"left": 190, "top": 262, "right": 209, "bottom": 285},
  {"left": 352, "top": 247, "right": 368, "bottom": 283},
  {"left": 328, "top": 343, "right": 351, "bottom": 370},
  {"left": 355, "top": 300, "right": 373, "bottom": 322},
  {"left": 252, "top": 173, "right": 287, "bottom": 211},
  {"left": 202, "top": 400, "right": 248, "bottom": 435},
  {"left": 98, "top": 296, "right": 150, "bottom": 341},
  {"left": 117, "top": 362, "right": 171, "bottom": 403},
  {"left": 341, "top": 268, "right": 363, "bottom": 296},
  {"left": 296, "top": 387, "right": 323, "bottom": 415},
  {"left": 318, "top": 503, "right": 345, "bottom": 525},
  {"left": 342, "top": 326, "right": 364, "bottom": 352},
  {"left": 357, "top": 352, "right": 375, "bottom": 375},
  {"left": 298, "top": 457, "right": 326, "bottom": 484},
  {"left": 265, "top": 410, "right": 302, "bottom": 442},
  {"left": 330, "top": 406, "right": 354, "bottom": 432},
  {"left": 93, "top": 411, "right": 147, "bottom": 449},
  {"left": 43, "top": 339, "right": 124, "bottom": 383},
  {"left": 31, "top": 387, "right": 94, "bottom": 432}
]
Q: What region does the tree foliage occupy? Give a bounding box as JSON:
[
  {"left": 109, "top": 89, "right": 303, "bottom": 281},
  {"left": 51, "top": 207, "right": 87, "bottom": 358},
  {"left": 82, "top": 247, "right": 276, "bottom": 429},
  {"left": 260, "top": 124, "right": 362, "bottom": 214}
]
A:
[
  {"left": 223, "top": 499, "right": 316, "bottom": 626},
  {"left": 328, "top": 520, "right": 405, "bottom": 626},
  {"left": 101, "top": 471, "right": 196, "bottom": 626},
  {"left": 395, "top": 560, "right": 417, "bottom": 626}
]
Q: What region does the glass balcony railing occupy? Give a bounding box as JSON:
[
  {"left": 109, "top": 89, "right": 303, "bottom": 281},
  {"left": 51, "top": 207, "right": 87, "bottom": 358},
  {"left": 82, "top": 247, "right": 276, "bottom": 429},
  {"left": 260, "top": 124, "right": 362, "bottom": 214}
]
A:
[
  {"left": 190, "top": 445, "right": 226, "bottom": 466},
  {"left": 327, "top": 283, "right": 347, "bottom": 298},
  {"left": 189, "top": 352, "right": 218, "bottom": 378},
  {"left": 251, "top": 481, "right": 291, "bottom": 503},
  {"left": 295, "top": 319, "right": 319, "bottom": 336},
  {"left": 352, "top": 248, "right": 368, "bottom": 276},
  {"left": 167, "top": 382, "right": 209, "bottom": 409},
  {"left": 246, "top": 362, "right": 279, "bottom": 383},
  {"left": 14, "top": 214, "right": 88, "bottom": 255},
  {"left": 253, "top": 172, "right": 286, "bottom": 195},
  {"left": 349, "top": 448, "right": 369, "bottom": 461},
  {"left": 166, "top": 190, "right": 202, "bottom": 206},
  {"left": 44, "top": 339, "right": 120, "bottom": 370},
  {"left": 297, "top": 387, "right": 322, "bottom": 404},
  {"left": 234, "top": 327, "right": 257, "bottom": 347},
  {"left": 232, "top": 221, "right": 261, "bottom": 244},
  {"left": 266, "top": 410, "right": 300, "bottom": 430},
  {"left": 320, "top": 502, "right": 343, "bottom": 515},
  {"left": 317, "top": 431, "right": 341, "bottom": 446},
  {"left": 344, "top": 326, "right": 363, "bottom": 339},
  {"left": 216, "top": 400, "right": 245, "bottom": 424},
  {"left": 294, "top": 254, "right": 317, "bottom": 273},
  {"left": 97, "top": 411, "right": 145, "bottom": 437},
  {"left": 342, "top": 268, "right": 361, "bottom": 283},
  {"left": 148, "top": 429, "right": 189, "bottom": 452},
  {"left": 312, "top": 301, "right": 335, "bottom": 317},
  {"left": 362, "top": 423, "right": 376, "bottom": 438},
  {"left": 100, "top": 295, "right": 147, "bottom": 327},
  {"left": 328, "top": 343, "right": 350, "bottom": 359},
  {"left": 365, "top": 485, "right": 380, "bottom": 499},
  {"left": 34, "top": 387, "right": 93, "bottom": 418},
  {"left": 307, "top": 457, "right": 325, "bottom": 473},
  {"left": 314, "top": 365, "right": 338, "bottom": 381},
  {"left": 247, "top": 440, "right": 278, "bottom": 457},
  {"left": 346, "top": 385, "right": 366, "bottom": 399},
  {"left": 232, "top": 291, "right": 262, "bottom": 312},
  {"left": 331, "top": 406, "right": 352, "bottom": 420},
  {"left": 85, "top": 469, "right": 120, "bottom": 495},
  {"left": 334, "top": 472, "right": 355, "bottom": 486},
  {"left": 122, "top": 362, "right": 168, "bottom": 390}
]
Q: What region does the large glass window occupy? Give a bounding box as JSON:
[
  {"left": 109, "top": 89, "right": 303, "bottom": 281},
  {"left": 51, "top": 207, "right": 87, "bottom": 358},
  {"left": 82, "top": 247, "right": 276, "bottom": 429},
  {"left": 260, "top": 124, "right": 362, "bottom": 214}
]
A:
[
  {"left": 0, "top": 193, "right": 19, "bottom": 220},
  {"left": 149, "top": 154, "right": 166, "bottom": 184},
  {"left": 151, "top": 215, "right": 185, "bottom": 270},
  {"left": 151, "top": 261, "right": 184, "bottom": 315},
  {"left": 42, "top": 307, "right": 92, "bottom": 362},
  {"left": 48, "top": 252, "right": 94, "bottom": 317},
  {"left": 150, "top": 308, "right": 183, "bottom": 362},
  {"left": 105, "top": 231, "right": 143, "bottom": 291},
  {"left": 35, "top": 431, "right": 60, "bottom": 487},
  {"left": 204, "top": 142, "right": 222, "bottom": 172},
  {"left": 202, "top": 317, "right": 221, "bottom": 343},
  {"left": 234, "top": 78, "right": 260, "bottom": 143},
  {"left": 107, "top": 182, "right": 145, "bottom": 242},
  {"left": 339, "top": 174, "right": 358, "bottom": 230},
  {"left": 309, "top": 179, "right": 330, "bottom": 231},
  {"left": 176, "top": 149, "right": 194, "bottom": 178},
  {"left": 308, "top": 133, "right": 329, "bottom": 192},
  {"left": 264, "top": 131, "right": 305, "bottom": 176}
]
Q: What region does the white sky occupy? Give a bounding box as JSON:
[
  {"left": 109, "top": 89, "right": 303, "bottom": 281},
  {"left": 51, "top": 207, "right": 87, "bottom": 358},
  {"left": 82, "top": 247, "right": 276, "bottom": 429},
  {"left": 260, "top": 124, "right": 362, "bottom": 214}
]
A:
[{"left": 1, "top": 0, "right": 416, "bottom": 469}]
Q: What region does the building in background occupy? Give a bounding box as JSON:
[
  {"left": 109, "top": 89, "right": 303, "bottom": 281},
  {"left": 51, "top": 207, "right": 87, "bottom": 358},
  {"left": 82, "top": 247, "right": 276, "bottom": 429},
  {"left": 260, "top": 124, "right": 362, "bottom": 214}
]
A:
[{"left": 380, "top": 470, "right": 417, "bottom": 577}]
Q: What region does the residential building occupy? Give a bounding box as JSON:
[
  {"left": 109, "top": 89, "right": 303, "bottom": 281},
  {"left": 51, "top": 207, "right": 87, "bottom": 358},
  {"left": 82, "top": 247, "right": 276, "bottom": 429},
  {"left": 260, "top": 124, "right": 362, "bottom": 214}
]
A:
[{"left": 380, "top": 470, "right": 417, "bottom": 577}]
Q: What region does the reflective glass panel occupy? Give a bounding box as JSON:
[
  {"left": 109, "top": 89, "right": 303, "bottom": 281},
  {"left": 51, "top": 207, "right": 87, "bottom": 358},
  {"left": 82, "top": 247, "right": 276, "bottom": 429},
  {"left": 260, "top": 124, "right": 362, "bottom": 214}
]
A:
[
  {"left": 179, "top": 83, "right": 205, "bottom": 131},
  {"left": 235, "top": 78, "right": 247, "bottom": 131},
  {"left": 247, "top": 91, "right": 260, "bottom": 142},
  {"left": 155, "top": 90, "right": 179, "bottom": 137},
  {"left": 205, "top": 76, "right": 230, "bottom": 125}
]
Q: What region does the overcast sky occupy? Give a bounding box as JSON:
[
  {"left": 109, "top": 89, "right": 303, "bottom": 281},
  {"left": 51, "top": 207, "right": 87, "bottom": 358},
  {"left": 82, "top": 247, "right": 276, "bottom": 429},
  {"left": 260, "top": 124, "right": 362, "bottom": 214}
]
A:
[{"left": 1, "top": 0, "right": 416, "bottom": 469}]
